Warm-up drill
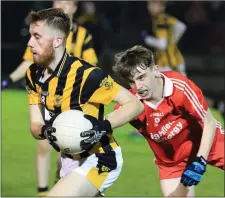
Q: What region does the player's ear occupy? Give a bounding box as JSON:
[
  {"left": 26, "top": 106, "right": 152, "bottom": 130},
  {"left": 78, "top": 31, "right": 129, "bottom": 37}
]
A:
[
  {"left": 154, "top": 65, "right": 158, "bottom": 70},
  {"left": 53, "top": 36, "right": 63, "bottom": 48},
  {"left": 153, "top": 65, "right": 161, "bottom": 78}
]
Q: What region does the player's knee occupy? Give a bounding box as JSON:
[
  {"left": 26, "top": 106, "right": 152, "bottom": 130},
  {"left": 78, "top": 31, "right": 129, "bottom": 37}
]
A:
[
  {"left": 47, "top": 171, "right": 99, "bottom": 196},
  {"left": 160, "top": 178, "right": 194, "bottom": 197}
]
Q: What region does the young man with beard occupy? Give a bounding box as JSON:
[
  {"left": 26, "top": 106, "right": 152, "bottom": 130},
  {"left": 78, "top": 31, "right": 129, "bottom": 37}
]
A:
[
  {"left": 2, "top": 1, "right": 97, "bottom": 91},
  {"left": 25, "top": 8, "right": 144, "bottom": 196},
  {"left": 2, "top": 1, "right": 98, "bottom": 196},
  {"left": 2, "top": 1, "right": 98, "bottom": 90},
  {"left": 113, "top": 45, "right": 224, "bottom": 196}
]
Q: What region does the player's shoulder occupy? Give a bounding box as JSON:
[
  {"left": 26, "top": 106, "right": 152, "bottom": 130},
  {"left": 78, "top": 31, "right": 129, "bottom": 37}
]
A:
[
  {"left": 68, "top": 56, "right": 106, "bottom": 79},
  {"left": 76, "top": 24, "right": 92, "bottom": 36},
  {"left": 26, "top": 63, "right": 44, "bottom": 86},
  {"left": 162, "top": 71, "right": 188, "bottom": 82},
  {"left": 27, "top": 63, "right": 37, "bottom": 71},
  {"left": 162, "top": 12, "right": 175, "bottom": 18},
  {"left": 164, "top": 13, "right": 175, "bottom": 18},
  {"left": 164, "top": 13, "right": 178, "bottom": 24},
  {"left": 163, "top": 71, "right": 200, "bottom": 96},
  {"left": 85, "top": 66, "right": 108, "bottom": 81},
  {"left": 162, "top": 71, "right": 190, "bottom": 95},
  {"left": 26, "top": 63, "right": 43, "bottom": 76},
  {"left": 71, "top": 22, "right": 89, "bottom": 35},
  {"left": 69, "top": 56, "right": 96, "bottom": 70},
  {"left": 158, "top": 13, "right": 171, "bottom": 20},
  {"left": 77, "top": 24, "right": 87, "bottom": 31}
]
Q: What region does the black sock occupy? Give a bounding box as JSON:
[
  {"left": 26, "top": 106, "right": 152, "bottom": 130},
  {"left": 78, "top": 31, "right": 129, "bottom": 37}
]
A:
[{"left": 37, "top": 187, "right": 48, "bottom": 192}]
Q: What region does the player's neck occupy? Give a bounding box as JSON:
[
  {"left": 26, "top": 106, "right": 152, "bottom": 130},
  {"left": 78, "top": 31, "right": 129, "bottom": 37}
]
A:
[
  {"left": 157, "top": 76, "right": 164, "bottom": 99},
  {"left": 144, "top": 76, "right": 164, "bottom": 104},
  {"left": 47, "top": 47, "right": 65, "bottom": 73},
  {"left": 151, "top": 77, "right": 164, "bottom": 103}
]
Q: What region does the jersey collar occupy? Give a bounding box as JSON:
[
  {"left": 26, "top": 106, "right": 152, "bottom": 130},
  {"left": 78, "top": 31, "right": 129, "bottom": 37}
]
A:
[
  {"left": 52, "top": 49, "right": 68, "bottom": 77},
  {"left": 161, "top": 73, "right": 173, "bottom": 97}
]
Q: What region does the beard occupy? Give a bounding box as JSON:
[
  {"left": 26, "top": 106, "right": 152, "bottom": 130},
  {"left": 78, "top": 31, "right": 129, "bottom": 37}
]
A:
[{"left": 33, "top": 43, "right": 55, "bottom": 67}]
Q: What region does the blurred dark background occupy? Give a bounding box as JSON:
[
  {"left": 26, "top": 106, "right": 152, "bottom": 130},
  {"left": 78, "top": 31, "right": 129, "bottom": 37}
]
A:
[{"left": 1, "top": 1, "right": 225, "bottom": 112}]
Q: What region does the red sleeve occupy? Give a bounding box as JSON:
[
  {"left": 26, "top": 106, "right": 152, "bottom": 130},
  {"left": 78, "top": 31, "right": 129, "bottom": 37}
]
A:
[{"left": 172, "top": 77, "right": 208, "bottom": 121}]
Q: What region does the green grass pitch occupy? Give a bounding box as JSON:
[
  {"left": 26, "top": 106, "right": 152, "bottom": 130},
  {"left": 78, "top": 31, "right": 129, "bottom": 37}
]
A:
[{"left": 1, "top": 90, "right": 224, "bottom": 196}]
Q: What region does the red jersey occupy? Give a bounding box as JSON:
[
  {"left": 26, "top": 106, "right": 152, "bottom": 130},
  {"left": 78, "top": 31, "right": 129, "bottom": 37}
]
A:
[{"left": 120, "top": 71, "right": 224, "bottom": 166}]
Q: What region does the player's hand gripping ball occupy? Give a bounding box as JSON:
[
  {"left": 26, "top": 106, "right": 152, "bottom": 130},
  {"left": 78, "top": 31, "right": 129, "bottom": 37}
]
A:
[{"left": 49, "top": 110, "right": 94, "bottom": 154}]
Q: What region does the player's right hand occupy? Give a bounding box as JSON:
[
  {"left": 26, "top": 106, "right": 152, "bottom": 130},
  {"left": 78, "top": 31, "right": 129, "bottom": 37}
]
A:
[
  {"left": 40, "top": 113, "right": 60, "bottom": 152},
  {"left": 41, "top": 124, "right": 60, "bottom": 152},
  {"left": 1, "top": 77, "right": 13, "bottom": 90}
]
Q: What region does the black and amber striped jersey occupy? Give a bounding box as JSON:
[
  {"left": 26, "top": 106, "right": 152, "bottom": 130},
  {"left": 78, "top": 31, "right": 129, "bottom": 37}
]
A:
[
  {"left": 25, "top": 51, "right": 119, "bottom": 154},
  {"left": 23, "top": 25, "right": 98, "bottom": 65},
  {"left": 152, "top": 13, "right": 184, "bottom": 69}
]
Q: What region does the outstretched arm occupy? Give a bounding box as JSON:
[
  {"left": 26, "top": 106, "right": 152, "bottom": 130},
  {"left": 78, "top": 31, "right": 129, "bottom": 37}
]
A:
[{"left": 105, "top": 86, "right": 144, "bottom": 129}]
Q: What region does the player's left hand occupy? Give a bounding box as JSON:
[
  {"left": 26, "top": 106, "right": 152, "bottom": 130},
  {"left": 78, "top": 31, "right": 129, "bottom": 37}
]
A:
[
  {"left": 181, "top": 156, "right": 207, "bottom": 187},
  {"left": 80, "top": 115, "right": 112, "bottom": 151}
]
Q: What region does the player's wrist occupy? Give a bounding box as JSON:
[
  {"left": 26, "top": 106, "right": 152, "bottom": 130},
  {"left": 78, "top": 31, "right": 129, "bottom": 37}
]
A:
[
  {"left": 101, "top": 119, "right": 112, "bottom": 134},
  {"left": 196, "top": 156, "right": 207, "bottom": 166},
  {"left": 40, "top": 125, "right": 48, "bottom": 139},
  {"left": 40, "top": 114, "right": 58, "bottom": 139}
]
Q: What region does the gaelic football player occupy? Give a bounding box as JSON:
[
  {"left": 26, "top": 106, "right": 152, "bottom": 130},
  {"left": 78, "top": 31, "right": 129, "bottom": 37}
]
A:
[
  {"left": 25, "top": 8, "right": 144, "bottom": 196},
  {"left": 113, "top": 45, "right": 224, "bottom": 196},
  {"left": 2, "top": 1, "right": 98, "bottom": 196}
]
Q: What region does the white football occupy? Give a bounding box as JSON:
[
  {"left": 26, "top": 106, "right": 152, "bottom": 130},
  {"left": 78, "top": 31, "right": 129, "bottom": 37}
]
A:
[{"left": 52, "top": 110, "right": 93, "bottom": 154}]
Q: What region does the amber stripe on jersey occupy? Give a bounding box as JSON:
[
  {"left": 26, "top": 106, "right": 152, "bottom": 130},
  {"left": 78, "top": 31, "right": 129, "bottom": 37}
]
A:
[
  {"left": 46, "top": 77, "right": 59, "bottom": 111},
  {"left": 73, "top": 26, "right": 86, "bottom": 58},
  {"left": 26, "top": 68, "right": 35, "bottom": 91},
  {"left": 61, "top": 60, "right": 83, "bottom": 111}
]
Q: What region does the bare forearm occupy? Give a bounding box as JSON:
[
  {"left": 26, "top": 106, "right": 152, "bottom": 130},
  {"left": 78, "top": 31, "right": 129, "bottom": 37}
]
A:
[
  {"left": 30, "top": 123, "right": 45, "bottom": 140},
  {"left": 29, "top": 104, "right": 45, "bottom": 139},
  {"left": 10, "top": 60, "right": 33, "bottom": 82},
  {"left": 105, "top": 100, "right": 144, "bottom": 129},
  {"left": 197, "top": 119, "right": 217, "bottom": 159}
]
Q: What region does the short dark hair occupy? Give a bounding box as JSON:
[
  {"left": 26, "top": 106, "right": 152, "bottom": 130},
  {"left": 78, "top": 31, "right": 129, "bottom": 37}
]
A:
[
  {"left": 28, "top": 8, "right": 71, "bottom": 38},
  {"left": 113, "top": 45, "right": 155, "bottom": 79}
]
